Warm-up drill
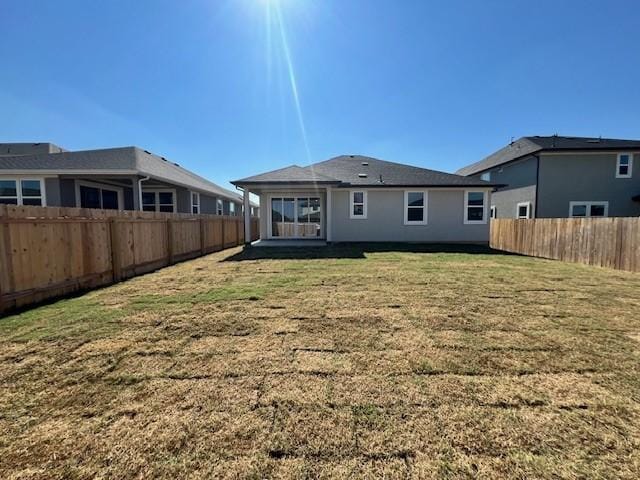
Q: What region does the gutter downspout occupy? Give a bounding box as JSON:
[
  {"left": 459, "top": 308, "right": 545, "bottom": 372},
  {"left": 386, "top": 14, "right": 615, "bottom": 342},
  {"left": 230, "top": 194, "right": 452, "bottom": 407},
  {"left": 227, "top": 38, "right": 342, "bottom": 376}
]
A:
[
  {"left": 138, "top": 176, "right": 150, "bottom": 211},
  {"left": 534, "top": 155, "right": 540, "bottom": 218}
]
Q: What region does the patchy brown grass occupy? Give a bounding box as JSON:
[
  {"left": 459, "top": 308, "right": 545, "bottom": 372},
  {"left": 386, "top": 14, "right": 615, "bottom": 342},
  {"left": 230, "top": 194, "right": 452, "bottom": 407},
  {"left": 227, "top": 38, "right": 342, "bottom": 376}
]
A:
[{"left": 1, "top": 245, "right": 640, "bottom": 479}]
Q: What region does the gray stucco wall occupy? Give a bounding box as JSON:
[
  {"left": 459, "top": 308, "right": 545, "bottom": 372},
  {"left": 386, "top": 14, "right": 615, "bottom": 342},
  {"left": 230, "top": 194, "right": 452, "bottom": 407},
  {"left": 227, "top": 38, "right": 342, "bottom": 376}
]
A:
[
  {"left": 44, "top": 178, "right": 61, "bottom": 206},
  {"left": 200, "top": 193, "right": 218, "bottom": 214},
  {"left": 471, "top": 155, "right": 538, "bottom": 218},
  {"left": 59, "top": 178, "right": 76, "bottom": 207},
  {"left": 537, "top": 153, "right": 640, "bottom": 217},
  {"left": 331, "top": 189, "right": 490, "bottom": 243},
  {"left": 491, "top": 185, "right": 536, "bottom": 219}
]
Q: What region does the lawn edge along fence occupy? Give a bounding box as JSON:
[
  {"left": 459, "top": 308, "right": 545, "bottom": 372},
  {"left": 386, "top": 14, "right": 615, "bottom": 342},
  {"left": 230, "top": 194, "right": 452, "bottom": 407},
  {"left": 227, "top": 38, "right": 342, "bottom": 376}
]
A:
[
  {"left": 0, "top": 205, "right": 259, "bottom": 314},
  {"left": 491, "top": 217, "right": 640, "bottom": 272}
]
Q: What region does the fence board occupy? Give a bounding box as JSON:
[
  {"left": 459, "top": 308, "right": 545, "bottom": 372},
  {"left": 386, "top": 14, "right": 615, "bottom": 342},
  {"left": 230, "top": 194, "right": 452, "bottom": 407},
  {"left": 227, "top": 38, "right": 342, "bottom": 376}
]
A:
[
  {"left": 0, "top": 205, "right": 259, "bottom": 314},
  {"left": 491, "top": 218, "right": 640, "bottom": 272}
]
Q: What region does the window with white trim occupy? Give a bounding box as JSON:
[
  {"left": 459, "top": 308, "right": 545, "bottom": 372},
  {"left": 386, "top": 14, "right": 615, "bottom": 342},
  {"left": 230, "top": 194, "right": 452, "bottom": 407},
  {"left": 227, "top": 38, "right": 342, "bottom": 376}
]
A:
[
  {"left": 142, "top": 190, "right": 176, "bottom": 213},
  {"left": 404, "top": 191, "right": 428, "bottom": 225},
  {"left": 464, "top": 190, "right": 487, "bottom": 224},
  {"left": 350, "top": 191, "right": 367, "bottom": 219},
  {"left": 516, "top": 202, "right": 532, "bottom": 219},
  {"left": 616, "top": 153, "right": 633, "bottom": 178},
  {"left": 0, "top": 178, "right": 45, "bottom": 206},
  {"left": 216, "top": 199, "right": 223, "bottom": 215},
  {"left": 480, "top": 171, "right": 491, "bottom": 181},
  {"left": 569, "top": 201, "right": 608, "bottom": 218},
  {"left": 229, "top": 202, "right": 236, "bottom": 216},
  {"left": 191, "top": 192, "right": 200, "bottom": 214},
  {"left": 490, "top": 205, "right": 496, "bottom": 219}
]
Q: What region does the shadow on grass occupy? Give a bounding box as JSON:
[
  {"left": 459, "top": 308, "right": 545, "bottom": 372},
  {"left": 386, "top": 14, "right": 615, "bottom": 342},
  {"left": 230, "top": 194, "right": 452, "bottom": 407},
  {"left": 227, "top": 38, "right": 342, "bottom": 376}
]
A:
[{"left": 223, "top": 242, "right": 513, "bottom": 261}]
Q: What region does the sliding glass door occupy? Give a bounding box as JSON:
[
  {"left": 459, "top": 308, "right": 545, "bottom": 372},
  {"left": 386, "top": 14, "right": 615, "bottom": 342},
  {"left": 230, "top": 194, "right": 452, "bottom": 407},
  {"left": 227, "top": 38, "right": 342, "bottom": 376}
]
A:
[{"left": 271, "top": 196, "right": 321, "bottom": 238}]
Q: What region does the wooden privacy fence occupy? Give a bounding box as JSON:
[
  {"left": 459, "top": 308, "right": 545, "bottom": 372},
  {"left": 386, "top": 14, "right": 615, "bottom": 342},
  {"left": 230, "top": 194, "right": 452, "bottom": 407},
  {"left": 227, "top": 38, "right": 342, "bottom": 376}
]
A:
[
  {"left": 490, "top": 218, "right": 640, "bottom": 272},
  {"left": 0, "top": 205, "right": 260, "bottom": 314}
]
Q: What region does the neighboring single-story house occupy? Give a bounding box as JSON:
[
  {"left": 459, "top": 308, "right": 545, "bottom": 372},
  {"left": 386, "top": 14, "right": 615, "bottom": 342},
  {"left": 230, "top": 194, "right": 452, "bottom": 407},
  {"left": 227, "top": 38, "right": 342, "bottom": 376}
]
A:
[
  {"left": 456, "top": 135, "right": 640, "bottom": 219},
  {"left": 232, "top": 155, "right": 497, "bottom": 244},
  {"left": 0, "top": 142, "right": 259, "bottom": 216}
]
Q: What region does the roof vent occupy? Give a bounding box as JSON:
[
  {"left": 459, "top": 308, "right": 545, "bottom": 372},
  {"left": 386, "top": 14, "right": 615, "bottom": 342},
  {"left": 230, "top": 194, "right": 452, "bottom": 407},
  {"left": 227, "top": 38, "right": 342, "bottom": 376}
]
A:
[
  {"left": 144, "top": 150, "right": 151, "bottom": 154},
  {"left": 358, "top": 173, "right": 367, "bottom": 178},
  {"left": 349, "top": 155, "right": 355, "bottom": 158},
  {"left": 361, "top": 161, "right": 369, "bottom": 166}
]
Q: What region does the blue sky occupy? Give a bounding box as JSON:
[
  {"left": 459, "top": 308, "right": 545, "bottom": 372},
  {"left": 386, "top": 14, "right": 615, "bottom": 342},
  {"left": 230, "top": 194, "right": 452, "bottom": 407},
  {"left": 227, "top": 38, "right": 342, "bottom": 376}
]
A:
[{"left": 1, "top": 0, "right": 639, "bottom": 189}]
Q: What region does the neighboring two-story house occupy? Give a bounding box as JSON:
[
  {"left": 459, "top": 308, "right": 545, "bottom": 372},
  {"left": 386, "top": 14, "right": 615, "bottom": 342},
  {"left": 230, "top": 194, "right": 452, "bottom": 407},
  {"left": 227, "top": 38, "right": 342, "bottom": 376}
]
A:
[
  {"left": 456, "top": 136, "right": 640, "bottom": 219},
  {"left": 0, "top": 142, "right": 258, "bottom": 216}
]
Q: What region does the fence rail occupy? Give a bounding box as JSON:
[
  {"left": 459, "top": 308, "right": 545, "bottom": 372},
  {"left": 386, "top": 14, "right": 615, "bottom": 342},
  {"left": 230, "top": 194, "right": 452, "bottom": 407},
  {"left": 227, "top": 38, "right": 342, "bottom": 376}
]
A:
[
  {"left": 0, "top": 205, "right": 259, "bottom": 314},
  {"left": 490, "top": 218, "right": 640, "bottom": 272}
]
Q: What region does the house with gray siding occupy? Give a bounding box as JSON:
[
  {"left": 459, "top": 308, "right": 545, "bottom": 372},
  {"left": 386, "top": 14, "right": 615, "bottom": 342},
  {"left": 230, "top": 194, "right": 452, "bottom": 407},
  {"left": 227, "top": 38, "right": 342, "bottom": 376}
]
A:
[
  {"left": 456, "top": 136, "right": 640, "bottom": 219},
  {"left": 0, "top": 142, "right": 258, "bottom": 216},
  {"left": 232, "top": 155, "right": 497, "bottom": 244}
]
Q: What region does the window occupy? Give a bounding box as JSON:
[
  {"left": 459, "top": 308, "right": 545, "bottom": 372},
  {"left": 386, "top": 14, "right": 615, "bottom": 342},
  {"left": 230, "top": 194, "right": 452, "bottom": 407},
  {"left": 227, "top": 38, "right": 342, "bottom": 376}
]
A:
[
  {"left": 217, "top": 199, "right": 223, "bottom": 215},
  {"left": 569, "top": 201, "right": 609, "bottom": 218},
  {"left": 516, "top": 202, "right": 532, "bottom": 219},
  {"left": 616, "top": 153, "right": 633, "bottom": 178},
  {"left": 350, "top": 190, "right": 367, "bottom": 219},
  {"left": 142, "top": 190, "right": 175, "bottom": 213},
  {"left": 404, "top": 191, "right": 428, "bottom": 225},
  {"left": 191, "top": 192, "right": 200, "bottom": 214},
  {"left": 79, "top": 185, "right": 119, "bottom": 209},
  {"left": 229, "top": 202, "right": 236, "bottom": 216},
  {"left": 480, "top": 171, "right": 491, "bottom": 181},
  {"left": 490, "top": 205, "right": 496, "bottom": 219},
  {"left": 0, "top": 178, "right": 45, "bottom": 206},
  {"left": 464, "top": 190, "right": 487, "bottom": 224}
]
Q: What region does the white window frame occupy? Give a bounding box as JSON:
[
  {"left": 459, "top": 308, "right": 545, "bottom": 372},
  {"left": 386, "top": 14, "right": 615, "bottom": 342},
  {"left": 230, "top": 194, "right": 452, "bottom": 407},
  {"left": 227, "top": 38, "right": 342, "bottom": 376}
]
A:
[
  {"left": 0, "top": 177, "right": 47, "bottom": 206},
  {"left": 569, "top": 201, "right": 609, "bottom": 218},
  {"left": 403, "top": 190, "right": 428, "bottom": 225},
  {"left": 229, "top": 202, "right": 236, "bottom": 216},
  {"left": 616, "top": 153, "right": 633, "bottom": 178},
  {"left": 216, "top": 198, "right": 223, "bottom": 215},
  {"left": 191, "top": 191, "right": 200, "bottom": 214},
  {"left": 349, "top": 190, "right": 367, "bottom": 219},
  {"left": 141, "top": 188, "right": 177, "bottom": 213},
  {"left": 516, "top": 201, "right": 532, "bottom": 219},
  {"left": 480, "top": 171, "right": 491, "bottom": 181},
  {"left": 463, "top": 190, "right": 488, "bottom": 225},
  {"left": 75, "top": 180, "right": 123, "bottom": 210},
  {"left": 490, "top": 205, "right": 496, "bottom": 219}
]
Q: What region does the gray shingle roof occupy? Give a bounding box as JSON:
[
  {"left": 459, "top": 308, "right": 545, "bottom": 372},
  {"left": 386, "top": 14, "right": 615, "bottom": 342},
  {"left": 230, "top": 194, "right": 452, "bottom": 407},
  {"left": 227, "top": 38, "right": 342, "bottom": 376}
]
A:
[
  {"left": 0, "top": 142, "right": 67, "bottom": 155},
  {"left": 233, "top": 155, "right": 496, "bottom": 188},
  {"left": 0, "top": 146, "right": 243, "bottom": 203},
  {"left": 456, "top": 135, "right": 640, "bottom": 176}
]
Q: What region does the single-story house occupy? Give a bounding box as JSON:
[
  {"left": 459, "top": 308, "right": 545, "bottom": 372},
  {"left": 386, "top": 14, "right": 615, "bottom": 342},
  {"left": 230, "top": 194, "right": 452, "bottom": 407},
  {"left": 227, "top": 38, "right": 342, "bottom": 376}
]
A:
[
  {"left": 0, "top": 142, "right": 259, "bottom": 216},
  {"left": 232, "top": 155, "right": 498, "bottom": 244}
]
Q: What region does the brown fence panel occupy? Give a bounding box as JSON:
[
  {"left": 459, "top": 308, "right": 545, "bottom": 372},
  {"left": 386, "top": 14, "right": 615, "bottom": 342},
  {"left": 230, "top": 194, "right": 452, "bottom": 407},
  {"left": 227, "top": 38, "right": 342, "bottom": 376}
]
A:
[
  {"left": 0, "top": 205, "right": 260, "bottom": 314},
  {"left": 490, "top": 218, "right": 640, "bottom": 272}
]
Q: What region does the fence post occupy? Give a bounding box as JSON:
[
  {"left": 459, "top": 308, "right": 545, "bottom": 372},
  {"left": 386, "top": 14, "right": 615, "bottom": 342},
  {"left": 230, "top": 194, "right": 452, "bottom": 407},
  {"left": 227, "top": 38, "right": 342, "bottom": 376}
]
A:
[
  {"left": 109, "top": 218, "right": 122, "bottom": 282},
  {"left": 167, "top": 218, "right": 174, "bottom": 264},
  {"left": 221, "top": 216, "right": 225, "bottom": 250},
  {"left": 200, "top": 218, "right": 206, "bottom": 255}
]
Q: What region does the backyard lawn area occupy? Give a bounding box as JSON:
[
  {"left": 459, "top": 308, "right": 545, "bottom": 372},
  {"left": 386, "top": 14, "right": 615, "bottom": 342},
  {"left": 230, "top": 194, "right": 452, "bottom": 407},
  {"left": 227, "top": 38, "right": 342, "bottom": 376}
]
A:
[{"left": 1, "top": 244, "right": 639, "bottom": 479}]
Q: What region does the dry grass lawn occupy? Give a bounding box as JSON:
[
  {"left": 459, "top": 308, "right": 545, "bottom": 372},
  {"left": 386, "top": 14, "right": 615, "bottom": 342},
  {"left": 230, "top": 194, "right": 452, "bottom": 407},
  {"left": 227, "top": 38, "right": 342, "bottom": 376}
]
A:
[{"left": 1, "top": 244, "right": 639, "bottom": 479}]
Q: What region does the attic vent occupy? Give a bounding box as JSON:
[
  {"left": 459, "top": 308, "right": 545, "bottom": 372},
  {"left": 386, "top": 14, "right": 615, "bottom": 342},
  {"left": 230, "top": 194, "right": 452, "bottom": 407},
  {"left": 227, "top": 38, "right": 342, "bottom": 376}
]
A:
[
  {"left": 358, "top": 173, "right": 367, "bottom": 178},
  {"left": 361, "top": 161, "right": 369, "bottom": 166}
]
